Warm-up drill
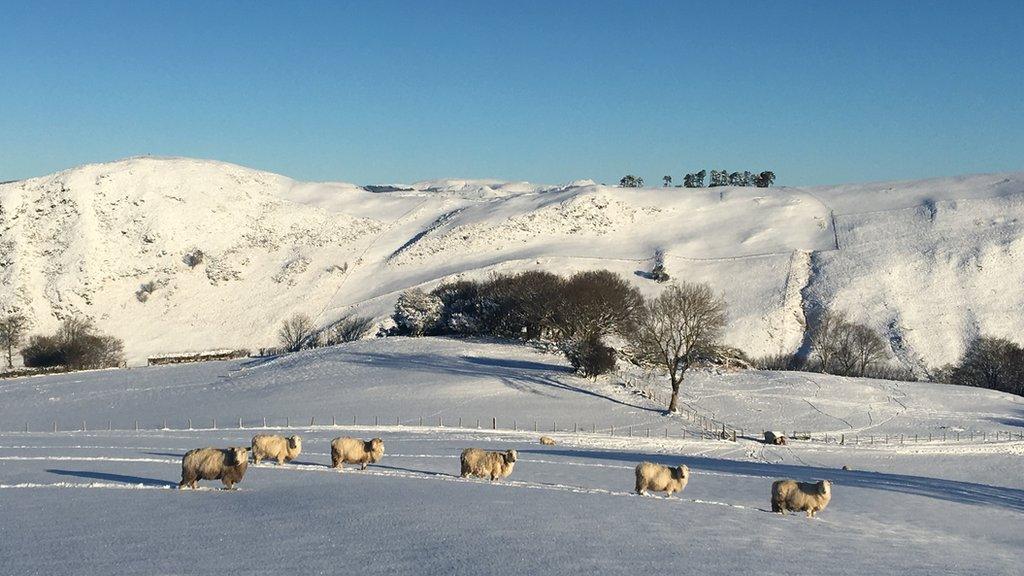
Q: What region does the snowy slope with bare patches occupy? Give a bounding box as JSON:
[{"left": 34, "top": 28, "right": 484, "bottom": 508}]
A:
[{"left": 1, "top": 157, "right": 1022, "bottom": 368}]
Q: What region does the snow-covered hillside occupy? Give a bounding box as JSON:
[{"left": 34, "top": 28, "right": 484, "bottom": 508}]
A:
[
  {"left": 1, "top": 156, "right": 1022, "bottom": 367},
  {"left": 0, "top": 338, "right": 1021, "bottom": 575}
]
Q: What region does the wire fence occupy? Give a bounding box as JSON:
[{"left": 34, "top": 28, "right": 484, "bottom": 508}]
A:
[
  {"left": 8, "top": 416, "right": 1023, "bottom": 446},
  {"left": 11, "top": 414, "right": 740, "bottom": 441}
]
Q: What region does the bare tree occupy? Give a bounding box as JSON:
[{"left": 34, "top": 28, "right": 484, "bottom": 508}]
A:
[
  {"left": 845, "top": 324, "right": 888, "bottom": 376},
  {"left": 811, "top": 311, "right": 889, "bottom": 376},
  {"left": 0, "top": 313, "right": 29, "bottom": 368},
  {"left": 809, "top": 310, "right": 847, "bottom": 373},
  {"left": 278, "top": 313, "right": 315, "bottom": 352},
  {"left": 626, "top": 282, "right": 727, "bottom": 413}
]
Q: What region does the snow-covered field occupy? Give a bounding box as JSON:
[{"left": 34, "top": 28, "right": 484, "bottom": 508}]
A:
[
  {"left": 2, "top": 157, "right": 1022, "bottom": 371},
  {"left": 1, "top": 338, "right": 1021, "bottom": 575}
]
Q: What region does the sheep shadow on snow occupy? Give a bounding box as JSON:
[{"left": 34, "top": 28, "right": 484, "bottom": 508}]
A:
[
  {"left": 518, "top": 448, "right": 1024, "bottom": 512},
  {"left": 46, "top": 469, "right": 178, "bottom": 488}
]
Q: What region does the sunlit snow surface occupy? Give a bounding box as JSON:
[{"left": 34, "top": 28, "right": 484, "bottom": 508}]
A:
[{"left": 0, "top": 338, "right": 1021, "bottom": 575}]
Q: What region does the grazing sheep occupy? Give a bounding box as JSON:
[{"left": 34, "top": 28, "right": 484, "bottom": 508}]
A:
[
  {"left": 250, "top": 434, "right": 302, "bottom": 465},
  {"left": 179, "top": 446, "right": 249, "bottom": 490},
  {"left": 539, "top": 436, "right": 556, "bottom": 446},
  {"left": 841, "top": 465, "right": 851, "bottom": 471},
  {"left": 460, "top": 448, "right": 518, "bottom": 481},
  {"left": 764, "top": 431, "right": 787, "bottom": 445},
  {"left": 771, "top": 479, "right": 832, "bottom": 518},
  {"left": 331, "top": 437, "right": 385, "bottom": 471},
  {"left": 634, "top": 462, "right": 690, "bottom": 497}
]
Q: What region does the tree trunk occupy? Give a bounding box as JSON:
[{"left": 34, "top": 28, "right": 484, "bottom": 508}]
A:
[{"left": 668, "top": 378, "right": 680, "bottom": 413}]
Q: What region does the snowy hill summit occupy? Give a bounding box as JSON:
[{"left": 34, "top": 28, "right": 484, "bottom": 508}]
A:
[{"left": 1, "top": 156, "right": 1022, "bottom": 367}]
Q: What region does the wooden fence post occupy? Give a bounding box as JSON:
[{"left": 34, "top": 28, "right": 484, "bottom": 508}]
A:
[
  {"left": 263, "top": 417, "right": 267, "bottom": 428},
  {"left": 187, "top": 418, "right": 192, "bottom": 430},
  {"left": 135, "top": 420, "right": 139, "bottom": 431},
  {"left": 238, "top": 417, "right": 243, "bottom": 429},
  {"left": 53, "top": 420, "right": 57, "bottom": 432},
  {"left": 492, "top": 417, "right": 496, "bottom": 430},
  {"left": 212, "top": 418, "right": 217, "bottom": 430}
]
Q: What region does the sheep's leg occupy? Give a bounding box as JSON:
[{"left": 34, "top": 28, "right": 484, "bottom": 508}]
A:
[
  {"left": 276, "top": 456, "right": 285, "bottom": 465},
  {"left": 361, "top": 462, "right": 368, "bottom": 470},
  {"left": 806, "top": 510, "right": 813, "bottom": 518}
]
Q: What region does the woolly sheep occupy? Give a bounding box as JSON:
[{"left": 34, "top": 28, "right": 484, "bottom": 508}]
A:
[
  {"left": 539, "top": 436, "right": 556, "bottom": 446},
  {"left": 634, "top": 462, "right": 690, "bottom": 497},
  {"left": 331, "top": 437, "right": 385, "bottom": 471},
  {"left": 179, "top": 446, "right": 249, "bottom": 490},
  {"left": 764, "top": 431, "right": 787, "bottom": 445},
  {"left": 460, "top": 448, "right": 518, "bottom": 481},
  {"left": 251, "top": 434, "right": 303, "bottom": 465},
  {"left": 771, "top": 479, "right": 832, "bottom": 518}
]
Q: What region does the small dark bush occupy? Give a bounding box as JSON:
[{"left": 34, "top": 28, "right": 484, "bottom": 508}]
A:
[
  {"left": 183, "top": 249, "right": 204, "bottom": 268},
  {"left": 21, "top": 335, "right": 64, "bottom": 368},
  {"left": 940, "top": 336, "right": 1024, "bottom": 396},
  {"left": 21, "top": 318, "right": 124, "bottom": 370},
  {"left": 136, "top": 280, "right": 158, "bottom": 302},
  {"left": 563, "top": 335, "right": 617, "bottom": 378}
]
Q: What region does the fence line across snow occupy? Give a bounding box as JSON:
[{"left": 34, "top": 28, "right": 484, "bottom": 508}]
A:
[{"left": 12, "top": 417, "right": 1024, "bottom": 445}]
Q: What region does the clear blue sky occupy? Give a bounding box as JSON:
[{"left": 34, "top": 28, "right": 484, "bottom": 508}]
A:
[{"left": 2, "top": 0, "right": 1022, "bottom": 186}]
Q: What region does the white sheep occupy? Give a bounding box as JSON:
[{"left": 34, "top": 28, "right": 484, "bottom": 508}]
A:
[
  {"left": 250, "top": 434, "right": 302, "bottom": 465},
  {"left": 771, "top": 479, "right": 832, "bottom": 518},
  {"left": 634, "top": 462, "right": 690, "bottom": 497},
  {"left": 179, "top": 446, "right": 249, "bottom": 490},
  {"left": 539, "top": 436, "right": 556, "bottom": 446},
  {"left": 331, "top": 437, "right": 384, "bottom": 471},
  {"left": 460, "top": 448, "right": 517, "bottom": 481},
  {"left": 764, "top": 431, "right": 787, "bottom": 445}
]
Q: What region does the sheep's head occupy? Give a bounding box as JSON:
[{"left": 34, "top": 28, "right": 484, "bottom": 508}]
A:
[
  {"left": 505, "top": 450, "right": 518, "bottom": 463},
  {"left": 677, "top": 465, "right": 690, "bottom": 479},
  {"left": 818, "top": 480, "right": 832, "bottom": 495},
  {"left": 288, "top": 436, "right": 302, "bottom": 450},
  {"left": 231, "top": 447, "right": 250, "bottom": 465},
  {"left": 370, "top": 438, "right": 385, "bottom": 456}
]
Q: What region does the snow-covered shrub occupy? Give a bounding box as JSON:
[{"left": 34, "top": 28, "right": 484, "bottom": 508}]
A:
[
  {"left": 393, "top": 289, "right": 442, "bottom": 336},
  {"left": 431, "top": 280, "right": 484, "bottom": 335},
  {"left": 182, "top": 248, "right": 204, "bottom": 268},
  {"left": 136, "top": 280, "right": 159, "bottom": 302}
]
